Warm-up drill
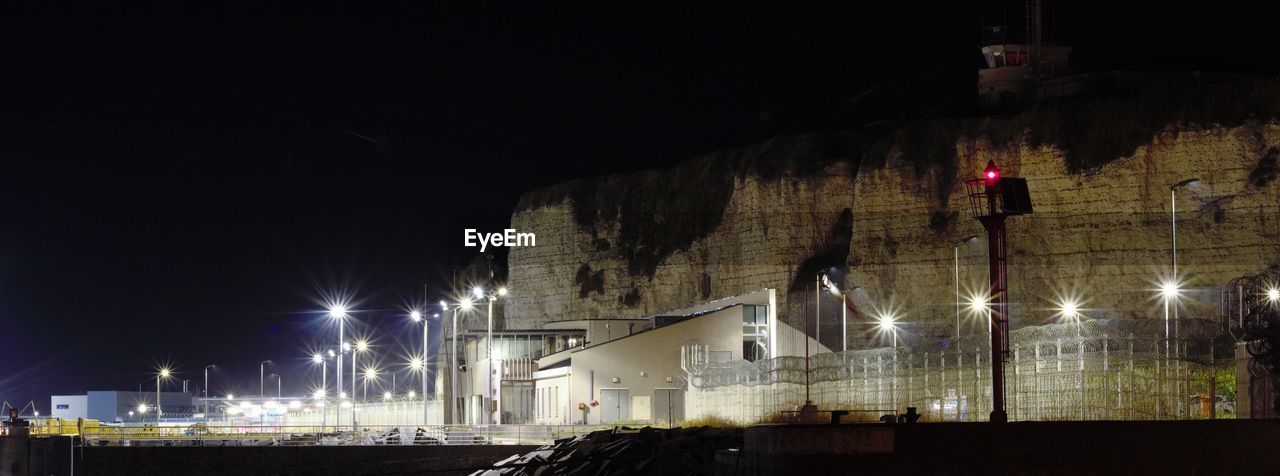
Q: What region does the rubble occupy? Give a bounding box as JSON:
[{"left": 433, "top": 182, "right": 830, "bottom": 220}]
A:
[{"left": 472, "top": 426, "right": 743, "bottom": 475}]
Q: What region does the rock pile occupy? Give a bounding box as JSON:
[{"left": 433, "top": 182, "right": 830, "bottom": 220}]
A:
[{"left": 472, "top": 426, "right": 743, "bottom": 475}]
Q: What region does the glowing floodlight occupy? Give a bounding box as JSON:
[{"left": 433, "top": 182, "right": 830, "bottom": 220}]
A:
[
  {"left": 328, "top": 305, "right": 347, "bottom": 318},
  {"left": 410, "top": 310, "right": 422, "bottom": 321}
]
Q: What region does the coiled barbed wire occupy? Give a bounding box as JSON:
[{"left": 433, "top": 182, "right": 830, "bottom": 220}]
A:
[{"left": 1239, "top": 270, "right": 1280, "bottom": 414}]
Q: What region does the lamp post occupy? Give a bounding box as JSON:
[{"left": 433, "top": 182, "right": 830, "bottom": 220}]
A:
[
  {"left": 411, "top": 307, "right": 436, "bottom": 425},
  {"left": 452, "top": 299, "right": 474, "bottom": 424},
  {"left": 363, "top": 367, "right": 377, "bottom": 402},
  {"left": 1058, "top": 299, "right": 1085, "bottom": 420},
  {"left": 156, "top": 367, "right": 171, "bottom": 426},
  {"left": 474, "top": 285, "right": 509, "bottom": 425},
  {"left": 953, "top": 235, "right": 979, "bottom": 338},
  {"left": 328, "top": 305, "right": 348, "bottom": 426},
  {"left": 820, "top": 274, "right": 859, "bottom": 352},
  {"left": 353, "top": 340, "right": 368, "bottom": 426},
  {"left": 203, "top": 364, "right": 215, "bottom": 421},
  {"left": 1170, "top": 178, "right": 1198, "bottom": 417},
  {"left": 877, "top": 312, "right": 899, "bottom": 410},
  {"left": 259, "top": 360, "right": 272, "bottom": 398},
  {"left": 270, "top": 374, "right": 282, "bottom": 399},
  {"left": 877, "top": 312, "right": 899, "bottom": 348},
  {"left": 312, "top": 353, "right": 329, "bottom": 429}
]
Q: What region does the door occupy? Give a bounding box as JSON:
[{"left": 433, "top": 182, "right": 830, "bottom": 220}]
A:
[
  {"left": 653, "top": 388, "right": 684, "bottom": 426},
  {"left": 600, "top": 389, "right": 630, "bottom": 423}
]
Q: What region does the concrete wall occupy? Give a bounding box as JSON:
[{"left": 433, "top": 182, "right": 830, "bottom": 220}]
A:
[
  {"left": 533, "top": 368, "right": 571, "bottom": 425},
  {"left": 4, "top": 439, "right": 538, "bottom": 476}
]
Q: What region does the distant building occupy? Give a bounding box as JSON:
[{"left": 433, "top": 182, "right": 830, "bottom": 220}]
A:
[{"left": 49, "top": 391, "right": 195, "bottom": 422}]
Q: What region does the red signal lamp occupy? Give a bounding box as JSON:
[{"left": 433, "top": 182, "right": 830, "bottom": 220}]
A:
[{"left": 983, "top": 160, "right": 1000, "bottom": 184}]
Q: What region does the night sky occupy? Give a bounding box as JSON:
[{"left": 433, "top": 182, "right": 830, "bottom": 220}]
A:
[{"left": 1, "top": 2, "right": 1276, "bottom": 408}]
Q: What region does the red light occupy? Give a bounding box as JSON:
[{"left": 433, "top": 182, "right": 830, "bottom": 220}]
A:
[{"left": 983, "top": 160, "right": 1000, "bottom": 183}]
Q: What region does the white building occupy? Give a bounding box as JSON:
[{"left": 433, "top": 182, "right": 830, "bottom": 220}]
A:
[{"left": 532, "top": 288, "right": 824, "bottom": 425}]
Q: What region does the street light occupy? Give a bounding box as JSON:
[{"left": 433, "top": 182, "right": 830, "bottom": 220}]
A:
[
  {"left": 362, "top": 367, "right": 378, "bottom": 402},
  {"left": 479, "top": 286, "right": 510, "bottom": 425},
  {"left": 203, "top": 364, "right": 215, "bottom": 422},
  {"left": 328, "top": 304, "right": 348, "bottom": 426},
  {"left": 352, "top": 339, "right": 368, "bottom": 425},
  {"left": 1055, "top": 296, "right": 1086, "bottom": 420},
  {"left": 270, "top": 374, "right": 282, "bottom": 399},
  {"left": 259, "top": 360, "right": 272, "bottom": 398},
  {"left": 1170, "top": 178, "right": 1198, "bottom": 354},
  {"left": 953, "top": 235, "right": 980, "bottom": 338},
  {"left": 156, "top": 367, "right": 172, "bottom": 426},
  {"left": 451, "top": 298, "right": 474, "bottom": 424},
  {"left": 410, "top": 307, "right": 434, "bottom": 425},
  {"left": 876, "top": 312, "right": 899, "bottom": 348},
  {"left": 820, "top": 273, "right": 860, "bottom": 352}
]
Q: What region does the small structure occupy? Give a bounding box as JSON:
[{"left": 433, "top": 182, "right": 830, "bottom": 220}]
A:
[{"left": 977, "top": 0, "right": 1072, "bottom": 108}]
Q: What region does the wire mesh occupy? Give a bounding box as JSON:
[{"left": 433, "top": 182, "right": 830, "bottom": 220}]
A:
[{"left": 686, "top": 318, "right": 1226, "bottom": 424}]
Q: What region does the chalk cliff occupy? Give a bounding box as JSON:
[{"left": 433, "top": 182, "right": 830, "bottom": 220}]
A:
[{"left": 502, "top": 75, "right": 1280, "bottom": 350}]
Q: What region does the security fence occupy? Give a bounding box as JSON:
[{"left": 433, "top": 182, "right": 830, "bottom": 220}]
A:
[{"left": 687, "top": 318, "right": 1230, "bottom": 423}]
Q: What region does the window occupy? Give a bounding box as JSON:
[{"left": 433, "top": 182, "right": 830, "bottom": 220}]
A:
[{"left": 743, "top": 304, "right": 769, "bottom": 362}]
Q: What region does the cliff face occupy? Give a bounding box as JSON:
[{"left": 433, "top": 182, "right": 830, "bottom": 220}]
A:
[{"left": 504, "top": 77, "right": 1280, "bottom": 350}]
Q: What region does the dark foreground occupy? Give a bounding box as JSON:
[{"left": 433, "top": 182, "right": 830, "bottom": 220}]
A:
[
  {"left": 475, "top": 420, "right": 1280, "bottom": 475},
  {"left": 722, "top": 419, "right": 1280, "bottom": 475},
  {"left": 1, "top": 437, "right": 538, "bottom": 476},
  {"left": 7, "top": 420, "right": 1280, "bottom": 475}
]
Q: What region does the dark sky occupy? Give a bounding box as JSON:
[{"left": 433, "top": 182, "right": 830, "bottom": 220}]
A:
[{"left": 1, "top": 2, "right": 1277, "bottom": 408}]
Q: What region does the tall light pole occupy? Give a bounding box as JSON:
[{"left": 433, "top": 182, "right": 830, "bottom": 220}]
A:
[
  {"left": 328, "top": 305, "right": 347, "bottom": 425},
  {"left": 259, "top": 360, "right": 272, "bottom": 398},
  {"left": 877, "top": 312, "right": 900, "bottom": 411},
  {"left": 475, "top": 285, "right": 509, "bottom": 425},
  {"left": 953, "top": 235, "right": 979, "bottom": 338},
  {"left": 1170, "top": 178, "right": 1198, "bottom": 365},
  {"left": 353, "top": 339, "right": 367, "bottom": 425},
  {"left": 814, "top": 274, "right": 821, "bottom": 350},
  {"left": 820, "top": 274, "right": 859, "bottom": 352},
  {"left": 270, "top": 374, "right": 281, "bottom": 399},
  {"left": 414, "top": 304, "right": 441, "bottom": 425},
  {"left": 1058, "top": 298, "right": 1085, "bottom": 420},
  {"left": 452, "top": 299, "right": 474, "bottom": 424},
  {"left": 364, "top": 367, "right": 380, "bottom": 402},
  {"left": 313, "top": 352, "right": 330, "bottom": 429},
  {"left": 877, "top": 312, "right": 899, "bottom": 348},
  {"left": 203, "top": 364, "right": 215, "bottom": 421},
  {"left": 156, "top": 367, "right": 171, "bottom": 427}
]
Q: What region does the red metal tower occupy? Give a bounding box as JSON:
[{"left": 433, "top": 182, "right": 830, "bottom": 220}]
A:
[{"left": 964, "top": 160, "right": 1033, "bottom": 423}]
